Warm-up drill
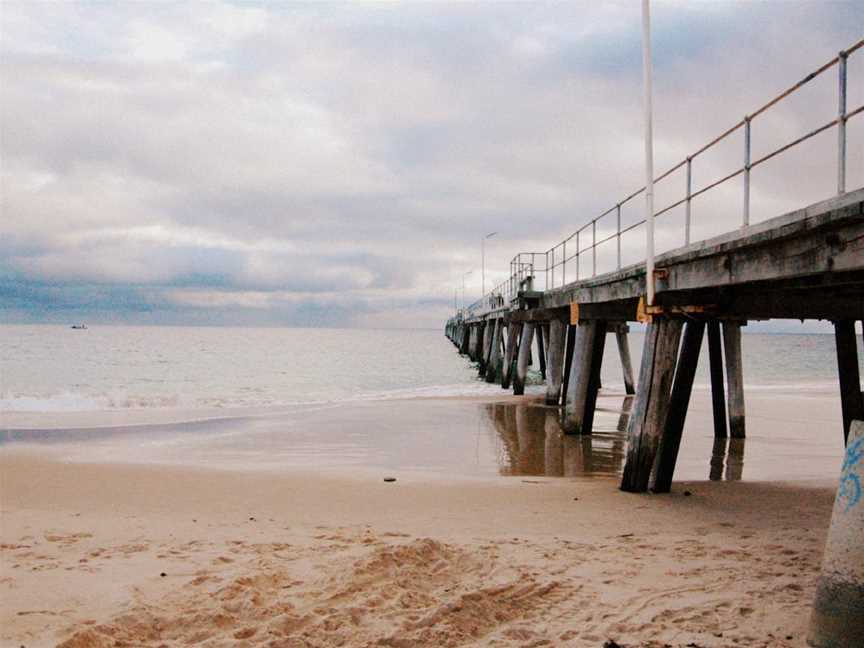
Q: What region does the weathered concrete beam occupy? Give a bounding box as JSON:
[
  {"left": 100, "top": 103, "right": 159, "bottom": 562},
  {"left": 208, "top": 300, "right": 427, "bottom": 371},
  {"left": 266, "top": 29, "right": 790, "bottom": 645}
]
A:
[
  {"left": 545, "top": 319, "right": 567, "bottom": 406},
  {"left": 621, "top": 318, "right": 683, "bottom": 493},
  {"left": 501, "top": 322, "right": 521, "bottom": 390},
  {"left": 722, "top": 321, "right": 746, "bottom": 439},
  {"left": 562, "top": 321, "right": 607, "bottom": 435},
  {"left": 615, "top": 326, "right": 636, "bottom": 395},
  {"left": 652, "top": 320, "right": 706, "bottom": 493},
  {"left": 707, "top": 321, "right": 728, "bottom": 438},
  {"left": 485, "top": 319, "right": 503, "bottom": 384},
  {"left": 513, "top": 323, "right": 535, "bottom": 396},
  {"left": 834, "top": 320, "right": 863, "bottom": 444}
]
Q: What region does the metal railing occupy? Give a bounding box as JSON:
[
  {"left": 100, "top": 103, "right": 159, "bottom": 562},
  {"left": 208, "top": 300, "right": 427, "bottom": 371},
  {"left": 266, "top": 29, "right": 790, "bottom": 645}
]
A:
[{"left": 458, "top": 37, "right": 863, "bottom": 320}]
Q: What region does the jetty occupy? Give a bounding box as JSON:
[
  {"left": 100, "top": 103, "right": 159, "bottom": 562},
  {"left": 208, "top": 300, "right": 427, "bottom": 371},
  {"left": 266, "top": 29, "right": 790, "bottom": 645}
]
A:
[{"left": 445, "top": 39, "right": 864, "bottom": 493}]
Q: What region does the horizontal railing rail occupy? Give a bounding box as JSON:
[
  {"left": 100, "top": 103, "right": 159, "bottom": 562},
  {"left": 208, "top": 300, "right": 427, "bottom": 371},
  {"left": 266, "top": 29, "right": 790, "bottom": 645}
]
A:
[{"left": 455, "top": 37, "right": 863, "bottom": 321}]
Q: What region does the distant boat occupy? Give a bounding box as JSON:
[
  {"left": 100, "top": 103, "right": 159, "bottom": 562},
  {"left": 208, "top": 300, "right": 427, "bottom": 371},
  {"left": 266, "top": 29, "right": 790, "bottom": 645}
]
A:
[{"left": 70, "top": 324, "right": 88, "bottom": 330}]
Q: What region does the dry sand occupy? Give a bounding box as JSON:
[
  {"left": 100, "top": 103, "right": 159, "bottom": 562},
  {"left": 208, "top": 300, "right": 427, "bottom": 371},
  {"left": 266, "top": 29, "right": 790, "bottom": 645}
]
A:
[{"left": 1, "top": 449, "right": 835, "bottom": 648}]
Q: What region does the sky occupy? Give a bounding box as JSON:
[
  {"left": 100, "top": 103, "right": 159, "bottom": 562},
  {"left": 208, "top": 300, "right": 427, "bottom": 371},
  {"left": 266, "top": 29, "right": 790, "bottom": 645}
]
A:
[{"left": 1, "top": 1, "right": 862, "bottom": 330}]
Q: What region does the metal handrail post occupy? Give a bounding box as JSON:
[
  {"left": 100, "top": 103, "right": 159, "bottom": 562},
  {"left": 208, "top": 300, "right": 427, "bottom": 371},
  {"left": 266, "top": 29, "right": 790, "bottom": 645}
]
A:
[
  {"left": 616, "top": 204, "right": 621, "bottom": 269},
  {"left": 562, "top": 240, "right": 567, "bottom": 285},
  {"left": 743, "top": 116, "right": 751, "bottom": 227},
  {"left": 576, "top": 232, "right": 580, "bottom": 280},
  {"left": 838, "top": 50, "right": 847, "bottom": 195},
  {"left": 685, "top": 157, "right": 692, "bottom": 244},
  {"left": 592, "top": 220, "right": 597, "bottom": 277}
]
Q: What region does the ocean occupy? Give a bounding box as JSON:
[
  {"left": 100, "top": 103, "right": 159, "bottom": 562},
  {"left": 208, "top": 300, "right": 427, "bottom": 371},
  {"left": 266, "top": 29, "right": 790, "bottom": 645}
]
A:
[
  {"left": 0, "top": 324, "right": 850, "bottom": 421},
  {"left": 0, "top": 324, "right": 854, "bottom": 482}
]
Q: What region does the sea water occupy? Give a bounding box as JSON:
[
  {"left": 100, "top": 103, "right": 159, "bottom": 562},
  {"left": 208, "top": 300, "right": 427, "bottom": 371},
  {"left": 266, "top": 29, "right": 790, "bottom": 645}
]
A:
[{"left": 0, "top": 324, "right": 856, "bottom": 481}]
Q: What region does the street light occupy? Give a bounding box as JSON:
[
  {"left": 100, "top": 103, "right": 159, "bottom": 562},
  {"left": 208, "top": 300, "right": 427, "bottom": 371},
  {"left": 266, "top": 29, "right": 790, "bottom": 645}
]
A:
[{"left": 481, "top": 231, "right": 497, "bottom": 296}]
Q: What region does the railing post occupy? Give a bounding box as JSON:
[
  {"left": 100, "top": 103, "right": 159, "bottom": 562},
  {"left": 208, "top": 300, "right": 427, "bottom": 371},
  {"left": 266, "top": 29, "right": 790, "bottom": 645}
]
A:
[
  {"left": 546, "top": 250, "right": 550, "bottom": 289},
  {"left": 616, "top": 204, "right": 621, "bottom": 270},
  {"left": 685, "top": 157, "right": 692, "bottom": 245},
  {"left": 576, "top": 231, "right": 580, "bottom": 280},
  {"left": 743, "top": 116, "right": 751, "bottom": 227},
  {"left": 592, "top": 220, "right": 597, "bottom": 277},
  {"left": 562, "top": 241, "right": 567, "bottom": 285},
  {"left": 838, "top": 50, "right": 847, "bottom": 195}
]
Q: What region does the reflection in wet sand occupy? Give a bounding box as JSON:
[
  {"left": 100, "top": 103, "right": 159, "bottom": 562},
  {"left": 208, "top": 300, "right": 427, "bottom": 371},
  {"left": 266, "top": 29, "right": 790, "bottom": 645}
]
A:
[
  {"left": 488, "top": 397, "right": 748, "bottom": 482},
  {"left": 485, "top": 399, "right": 631, "bottom": 478}
]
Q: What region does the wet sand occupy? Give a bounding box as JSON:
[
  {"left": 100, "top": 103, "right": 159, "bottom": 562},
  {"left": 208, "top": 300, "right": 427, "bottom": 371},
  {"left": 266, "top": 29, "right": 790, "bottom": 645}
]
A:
[{"left": 0, "top": 392, "right": 847, "bottom": 647}]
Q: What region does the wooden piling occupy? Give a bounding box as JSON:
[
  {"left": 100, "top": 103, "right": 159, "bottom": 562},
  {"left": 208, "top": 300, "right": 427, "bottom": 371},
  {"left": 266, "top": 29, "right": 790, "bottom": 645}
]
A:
[
  {"left": 560, "top": 324, "right": 577, "bottom": 405},
  {"left": 652, "top": 320, "right": 706, "bottom": 493},
  {"left": 479, "top": 320, "right": 493, "bottom": 377},
  {"left": 722, "top": 321, "right": 746, "bottom": 439},
  {"left": 486, "top": 319, "right": 503, "bottom": 384},
  {"left": 501, "top": 322, "right": 521, "bottom": 390},
  {"left": 562, "top": 321, "right": 607, "bottom": 435},
  {"left": 833, "top": 319, "right": 863, "bottom": 444},
  {"left": 536, "top": 325, "right": 547, "bottom": 380},
  {"left": 615, "top": 325, "right": 636, "bottom": 395},
  {"left": 545, "top": 319, "right": 567, "bottom": 406},
  {"left": 513, "top": 322, "right": 535, "bottom": 396},
  {"left": 707, "top": 321, "right": 728, "bottom": 438},
  {"left": 620, "top": 318, "right": 683, "bottom": 493}
]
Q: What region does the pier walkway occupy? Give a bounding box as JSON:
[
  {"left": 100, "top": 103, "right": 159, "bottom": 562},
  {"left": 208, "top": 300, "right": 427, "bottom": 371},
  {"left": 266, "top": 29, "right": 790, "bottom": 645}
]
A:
[{"left": 444, "top": 39, "right": 864, "bottom": 493}]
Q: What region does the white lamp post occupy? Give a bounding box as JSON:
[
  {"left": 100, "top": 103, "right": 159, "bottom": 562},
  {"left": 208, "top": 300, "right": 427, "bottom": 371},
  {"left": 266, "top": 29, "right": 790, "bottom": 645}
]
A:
[
  {"left": 642, "top": 0, "right": 655, "bottom": 306},
  {"left": 481, "top": 231, "right": 497, "bottom": 296}
]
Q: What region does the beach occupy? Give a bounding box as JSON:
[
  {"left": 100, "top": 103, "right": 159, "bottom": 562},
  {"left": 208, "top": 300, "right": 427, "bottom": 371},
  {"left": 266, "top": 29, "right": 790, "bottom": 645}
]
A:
[{"left": 0, "top": 390, "right": 846, "bottom": 648}]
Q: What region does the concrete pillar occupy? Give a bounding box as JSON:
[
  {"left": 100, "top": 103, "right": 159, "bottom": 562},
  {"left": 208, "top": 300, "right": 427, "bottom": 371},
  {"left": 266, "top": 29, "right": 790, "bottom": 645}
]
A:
[
  {"left": 479, "top": 320, "right": 493, "bottom": 377},
  {"left": 707, "top": 321, "right": 728, "bottom": 437},
  {"left": 536, "top": 324, "right": 547, "bottom": 380},
  {"left": 652, "top": 320, "right": 705, "bottom": 493},
  {"left": 459, "top": 323, "right": 470, "bottom": 355},
  {"left": 620, "top": 318, "right": 683, "bottom": 493},
  {"left": 473, "top": 322, "right": 486, "bottom": 364},
  {"left": 485, "top": 319, "right": 503, "bottom": 384},
  {"left": 808, "top": 420, "right": 864, "bottom": 647},
  {"left": 560, "top": 324, "right": 577, "bottom": 404},
  {"left": 544, "top": 319, "right": 567, "bottom": 405},
  {"left": 513, "top": 322, "right": 535, "bottom": 396},
  {"left": 615, "top": 325, "right": 636, "bottom": 395},
  {"left": 722, "top": 321, "right": 746, "bottom": 439},
  {"left": 562, "top": 321, "right": 607, "bottom": 435},
  {"left": 834, "top": 320, "right": 863, "bottom": 444},
  {"left": 501, "top": 322, "right": 521, "bottom": 390}
]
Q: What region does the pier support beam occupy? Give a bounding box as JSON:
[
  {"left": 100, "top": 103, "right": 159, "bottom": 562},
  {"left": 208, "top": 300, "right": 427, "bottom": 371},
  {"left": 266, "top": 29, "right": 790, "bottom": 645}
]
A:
[
  {"left": 474, "top": 322, "right": 486, "bottom": 365},
  {"left": 536, "top": 325, "right": 547, "bottom": 381},
  {"left": 616, "top": 325, "right": 636, "bottom": 395},
  {"left": 479, "top": 320, "right": 494, "bottom": 378},
  {"left": 621, "top": 318, "right": 683, "bottom": 493},
  {"left": 723, "top": 321, "right": 746, "bottom": 439},
  {"left": 545, "top": 319, "right": 567, "bottom": 405},
  {"left": 459, "top": 324, "right": 470, "bottom": 356},
  {"left": 562, "top": 321, "right": 607, "bottom": 435},
  {"left": 834, "top": 319, "right": 863, "bottom": 444},
  {"left": 560, "top": 324, "right": 577, "bottom": 405},
  {"left": 486, "top": 319, "right": 503, "bottom": 384},
  {"left": 707, "top": 321, "right": 728, "bottom": 438},
  {"left": 652, "top": 320, "right": 706, "bottom": 493},
  {"left": 513, "top": 322, "right": 536, "bottom": 396},
  {"left": 501, "top": 322, "right": 521, "bottom": 390}
]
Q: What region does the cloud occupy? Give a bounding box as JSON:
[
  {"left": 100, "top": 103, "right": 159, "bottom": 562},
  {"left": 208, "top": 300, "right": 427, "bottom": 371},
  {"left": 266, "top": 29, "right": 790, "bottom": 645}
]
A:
[{"left": 1, "top": 0, "right": 862, "bottom": 328}]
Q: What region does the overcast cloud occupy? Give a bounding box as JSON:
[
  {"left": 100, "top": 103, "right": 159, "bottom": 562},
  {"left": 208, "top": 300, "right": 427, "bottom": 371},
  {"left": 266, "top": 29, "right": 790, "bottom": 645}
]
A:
[{"left": 1, "top": 1, "right": 862, "bottom": 329}]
